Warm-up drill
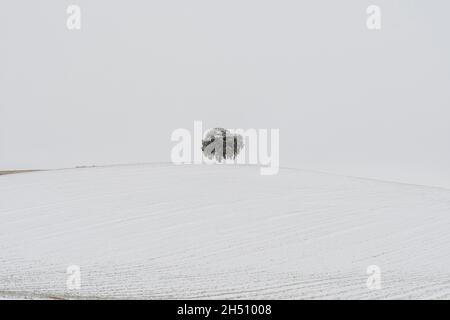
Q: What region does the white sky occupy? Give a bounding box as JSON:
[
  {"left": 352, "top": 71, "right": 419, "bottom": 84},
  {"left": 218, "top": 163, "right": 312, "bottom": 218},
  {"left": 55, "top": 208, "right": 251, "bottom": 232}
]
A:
[{"left": 1, "top": 0, "right": 449, "bottom": 188}]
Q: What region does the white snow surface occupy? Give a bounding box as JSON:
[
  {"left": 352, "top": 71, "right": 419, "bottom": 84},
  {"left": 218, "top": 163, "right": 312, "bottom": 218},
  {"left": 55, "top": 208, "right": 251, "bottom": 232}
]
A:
[{"left": 1, "top": 164, "right": 450, "bottom": 299}]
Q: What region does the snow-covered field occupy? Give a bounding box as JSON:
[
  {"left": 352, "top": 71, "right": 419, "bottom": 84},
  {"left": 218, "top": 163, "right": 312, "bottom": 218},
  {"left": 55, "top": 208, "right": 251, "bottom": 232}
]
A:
[{"left": 1, "top": 164, "right": 450, "bottom": 299}]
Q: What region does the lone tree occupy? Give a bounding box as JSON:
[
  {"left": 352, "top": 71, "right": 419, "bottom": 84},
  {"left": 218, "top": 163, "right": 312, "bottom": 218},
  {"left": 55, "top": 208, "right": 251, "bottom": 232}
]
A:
[{"left": 202, "top": 128, "right": 244, "bottom": 162}]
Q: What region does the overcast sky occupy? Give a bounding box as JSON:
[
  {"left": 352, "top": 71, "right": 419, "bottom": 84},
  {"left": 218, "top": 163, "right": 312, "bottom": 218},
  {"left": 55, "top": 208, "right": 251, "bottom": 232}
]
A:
[{"left": 1, "top": 0, "right": 449, "bottom": 188}]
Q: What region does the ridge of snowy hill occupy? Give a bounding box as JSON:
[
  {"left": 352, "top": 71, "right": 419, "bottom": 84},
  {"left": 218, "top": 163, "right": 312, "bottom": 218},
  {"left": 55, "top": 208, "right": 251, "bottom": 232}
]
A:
[{"left": 1, "top": 164, "right": 450, "bottom": 299}]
